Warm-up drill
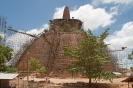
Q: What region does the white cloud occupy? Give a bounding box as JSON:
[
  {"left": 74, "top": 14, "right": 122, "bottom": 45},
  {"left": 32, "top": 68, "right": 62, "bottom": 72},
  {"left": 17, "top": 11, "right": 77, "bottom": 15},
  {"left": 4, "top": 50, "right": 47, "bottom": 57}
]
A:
[
  {"left": 91, "top": 0, "right": 102, "bottom": 6},
  {"left": 115, "top": 22, "right": 133, "bottom": 37},
  {"left": 91, "top": 0, "right": 133, "bottom": 6},
  {"left": 110, "top": 6, "right": 119, "bottom": 15},
  {"left": 53, "top": 4, "right": 117, "bottom": 30},
  {"left": 106, "top": 21, "right": 133, "bottom": 49},
  {"left": 53, "top": 7, "right": 65, "bottom": 19},
  {"left": 0, "top": 33, "right": 5, "bottom": 38},
  {"left": 26, "top": 24, "right": 49, "bottom": 35},
  {"left": 102, "top": 0, "right": 133, "bottom": 4}
]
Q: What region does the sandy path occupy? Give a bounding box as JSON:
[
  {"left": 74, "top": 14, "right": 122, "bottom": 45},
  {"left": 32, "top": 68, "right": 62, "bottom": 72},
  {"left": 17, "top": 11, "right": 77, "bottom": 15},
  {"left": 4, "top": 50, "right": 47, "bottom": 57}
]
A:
[
  {"left": 23, "top": 76, "right": 130, "bottom": 84},
  {"left": 10, "top": 76, "right": 133, "bottom": 88}
]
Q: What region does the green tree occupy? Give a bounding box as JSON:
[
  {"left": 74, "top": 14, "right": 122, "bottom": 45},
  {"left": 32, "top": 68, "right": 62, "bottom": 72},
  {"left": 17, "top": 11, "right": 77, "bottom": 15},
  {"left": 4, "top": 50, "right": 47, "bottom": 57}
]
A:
[
  {"left": 28, "top": 57, "right": 41, "bottom": 73},
  {"left": 28, "top": 57, "right": 41, "bottom": 80},
  {"left": 130, "top": 66, "right": 133, "bottom": 72},
  {"left": 0, "top": 36, "right": 13, "bottom": 71},
  {"left": 64, "top": 65, "right": 78, "bottom": 78},
  {"left": 63, "top": 28, "right": 114, "bottom": 85},
  {"left": 6, "top": 66, "right": 17, "bottom": 73},
  {"left": 127, "top": 50, "right": 133, "bottom": 72},
  {"left": 128, "top": 50, "right": 133, "bottom": 60},
  {"left": 38, "top": 66, "right": 45, "bottom": 77}
]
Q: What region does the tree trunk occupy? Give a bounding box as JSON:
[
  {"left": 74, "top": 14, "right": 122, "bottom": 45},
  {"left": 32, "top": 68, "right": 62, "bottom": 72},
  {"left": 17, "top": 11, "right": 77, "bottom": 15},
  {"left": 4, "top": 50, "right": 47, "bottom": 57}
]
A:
[{"left": 88, "top": 77, "right": 92, "bottom": 88}]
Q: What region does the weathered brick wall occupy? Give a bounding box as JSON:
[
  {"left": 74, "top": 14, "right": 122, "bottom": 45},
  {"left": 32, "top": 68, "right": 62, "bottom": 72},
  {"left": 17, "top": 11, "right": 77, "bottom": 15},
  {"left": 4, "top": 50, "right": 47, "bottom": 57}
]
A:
[
  {"left": 16, "top": 31, "right": 116, "bottom": 77},
  {"left": 0, "top": 79, "right": 9, "bottom": 87},
  {"left": 16, "top": 31, "right": 82, "bottom": 74},
  {"left": 49, "top": 19, "right": 82, "bottom": 30}
]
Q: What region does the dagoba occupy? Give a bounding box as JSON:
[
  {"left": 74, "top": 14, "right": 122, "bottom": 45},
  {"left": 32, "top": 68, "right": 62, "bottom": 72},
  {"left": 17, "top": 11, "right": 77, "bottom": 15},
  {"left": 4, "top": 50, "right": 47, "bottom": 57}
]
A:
[{"left": 15, "top": 6, "right": 116, "bottom": 77}]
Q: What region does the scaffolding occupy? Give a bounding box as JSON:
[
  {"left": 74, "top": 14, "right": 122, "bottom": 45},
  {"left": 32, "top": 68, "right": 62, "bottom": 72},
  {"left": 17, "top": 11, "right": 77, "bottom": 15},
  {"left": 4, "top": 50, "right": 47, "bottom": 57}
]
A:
[
  {"left": 0, "top": 16, "right": 7, "bottom": 45},
  {"left": 6, "top": 27, "right": 36, "bottom": 66}
]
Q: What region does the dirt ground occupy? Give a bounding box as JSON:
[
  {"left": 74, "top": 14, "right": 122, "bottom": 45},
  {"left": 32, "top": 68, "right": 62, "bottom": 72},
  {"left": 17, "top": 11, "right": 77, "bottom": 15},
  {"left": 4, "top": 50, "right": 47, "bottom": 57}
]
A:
[{"left": 9, "top": 76, "right": 133, "bottom": 88}]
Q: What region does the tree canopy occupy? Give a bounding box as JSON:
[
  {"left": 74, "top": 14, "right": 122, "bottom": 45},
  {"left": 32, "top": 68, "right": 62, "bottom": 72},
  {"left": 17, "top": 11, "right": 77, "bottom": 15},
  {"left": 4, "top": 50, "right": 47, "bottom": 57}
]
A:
[
  {"left": 128, "top": 50, "right": 133, "bottom": 72},
  {"left": 38, "top": 66, "right": 45, "bottom": 76},
  {"left": 130, "top": 66, "right": 133, "bottom": 72},
  {"left": 0, "top": 36, "right": 13, "bottom": 71},
  {"left": 28, "top": 57, "right": 41, "bottom": 72},
  {"left": 63, "top": 28, "right": 114, "bottom": 84},
  {"left": 128, "top": 50, "right": 133, "bottom": 60}
]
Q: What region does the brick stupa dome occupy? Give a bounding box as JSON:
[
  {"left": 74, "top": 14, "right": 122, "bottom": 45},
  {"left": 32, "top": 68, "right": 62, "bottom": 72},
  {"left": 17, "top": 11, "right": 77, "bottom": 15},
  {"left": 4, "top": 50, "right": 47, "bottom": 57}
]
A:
[{"left": 15, "top": 6, "right": 116, "bottom": 77}]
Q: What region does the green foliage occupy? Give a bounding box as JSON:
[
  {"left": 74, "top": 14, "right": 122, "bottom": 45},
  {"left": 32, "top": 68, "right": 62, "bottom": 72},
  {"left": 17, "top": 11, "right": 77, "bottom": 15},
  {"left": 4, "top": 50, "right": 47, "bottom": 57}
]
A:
[
  {"left": 130, "top": 66, "right": 133, "bottom": 72},
  {"left": 28, "top": 57, "right": 41, "bottom": 72},
  {"left": 63, "top": 24, "right": 70, "bottom": 31},
  {"left": 0, "top": 36, "right": 13, "bottom": 72},
  {"left": 128, "top": 50, "right": 133, "bottom": 60},
  {"left": 57, "top": 24, "right": 70, "bottom": 32},
  {"left": 38, "top": 66, "right": 45, "bottom": 76},
  {"left": 0, "top": 46, "right": 13, "bottom": 61},
  {"left": 57, "top": 23, "right": 82, "bottom": 32},
  {"left": 6, "top": 66, "right": 17, "bottom": 73},
  {"left": 63, "top": 28, "right": 114, "bottom": 83},
  {"left": 63, "top": 65, "right": 78, "bottom": 78},
  {"left": 128, "top": 51, "right": 133, "bottom": 73},
  {"left": 0, "top": 36, "right": 2, "bottom": 41}
]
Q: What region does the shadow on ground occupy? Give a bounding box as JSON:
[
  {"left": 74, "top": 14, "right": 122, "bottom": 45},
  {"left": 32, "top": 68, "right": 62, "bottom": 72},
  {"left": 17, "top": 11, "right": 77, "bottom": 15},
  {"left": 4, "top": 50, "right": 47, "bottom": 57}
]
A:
[{"left": 48, "top": 82, "right": 127, "bottom": 88}]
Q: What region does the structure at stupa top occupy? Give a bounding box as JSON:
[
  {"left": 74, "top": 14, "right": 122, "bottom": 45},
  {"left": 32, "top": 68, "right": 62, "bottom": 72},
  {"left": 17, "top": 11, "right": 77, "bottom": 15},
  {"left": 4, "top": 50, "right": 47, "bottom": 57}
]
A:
[
  {"left": 49, "top": 6, "right": 83, "bottom": 30},
  {"left": 63, "top": 6, "right": 70, "bottom": 19}
]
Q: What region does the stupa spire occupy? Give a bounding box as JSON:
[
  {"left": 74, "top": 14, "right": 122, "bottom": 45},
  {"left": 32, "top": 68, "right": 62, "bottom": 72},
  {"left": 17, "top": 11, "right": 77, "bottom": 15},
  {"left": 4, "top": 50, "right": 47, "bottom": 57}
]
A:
[{"left": 63, "top": 6, "right": 70, "bottom": 19}]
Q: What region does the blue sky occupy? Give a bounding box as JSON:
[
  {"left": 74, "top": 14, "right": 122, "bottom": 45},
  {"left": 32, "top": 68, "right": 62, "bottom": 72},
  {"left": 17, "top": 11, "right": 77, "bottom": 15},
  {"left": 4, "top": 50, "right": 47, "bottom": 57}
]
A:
[
  {"left": 0, "top": 0, "right": 133, "bottom": 68},
  {"left": 0, "top": 0, "right": 93, "bottom": 30},
  {"left": 0, "top": 0, "right": 133, "bottom": 33}
]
